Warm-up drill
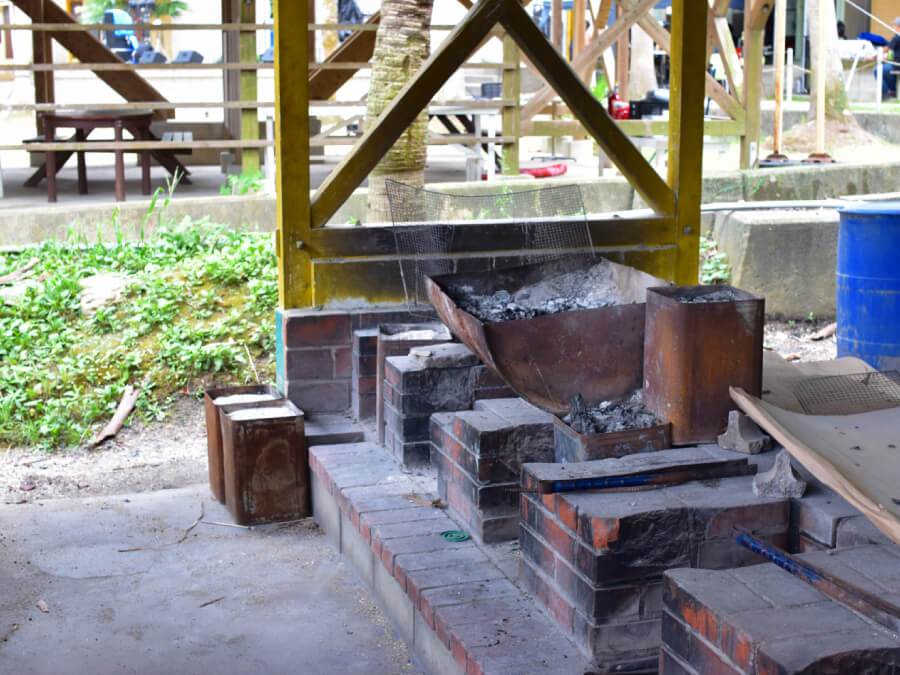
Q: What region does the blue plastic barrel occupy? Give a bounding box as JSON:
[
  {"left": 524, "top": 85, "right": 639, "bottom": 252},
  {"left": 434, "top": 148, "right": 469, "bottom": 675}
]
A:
[{"left": 836, "top": 201, "right": 900, "bottom": 370}]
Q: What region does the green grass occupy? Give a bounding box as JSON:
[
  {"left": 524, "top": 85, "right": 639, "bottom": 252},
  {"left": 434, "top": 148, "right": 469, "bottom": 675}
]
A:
[{"left": 0, "top": 218, "right": 278, "bottom": 450}]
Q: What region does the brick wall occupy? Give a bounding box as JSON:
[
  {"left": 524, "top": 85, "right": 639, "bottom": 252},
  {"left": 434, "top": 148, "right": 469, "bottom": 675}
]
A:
[
  {"left": 351, "top": 329, "right": 377, "bottom": 420},
  {"left": 431, "top": 398, "right": 554, "bottom": 544},
  {"left": 518, "top": 463, "right": 790, "bottom": 668},
  {"left": 276, "top": 307, "right": 434, "bottom": 414}
]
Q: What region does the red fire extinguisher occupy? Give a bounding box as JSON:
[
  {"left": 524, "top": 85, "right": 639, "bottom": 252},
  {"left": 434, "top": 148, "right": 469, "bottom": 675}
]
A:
[{"left": 607, "top": 89, "right": 630, "bottom": 120}]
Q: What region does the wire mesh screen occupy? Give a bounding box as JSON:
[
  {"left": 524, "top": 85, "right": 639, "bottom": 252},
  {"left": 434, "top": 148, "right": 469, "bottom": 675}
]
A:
[
  {"left": 384, "top": 179, "right": 593, "bottom": 308},
  {"left": 793, "top": 370, "right": 900, "bottom": 415}
]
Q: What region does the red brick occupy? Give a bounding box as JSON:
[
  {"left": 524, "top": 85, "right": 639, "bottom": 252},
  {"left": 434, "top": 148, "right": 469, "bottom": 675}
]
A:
[
  {"left": 519, "top": 559, "right": 574, "bottom": 632},
  {"left": 384, "top": 359, "right": 401, "bottom": 387},
  {"left": 706, "top": 502, "right": 789, "bottom": 538},
  {"left": 394, "top": 564, "right": 408, "bottom": 592},
  {"left": 450, "top": 634, "right": 468, "bottom": 671},
  {"left": 541, "top": 513, "right": 576, "bottom": 563},
  {"left": 434, "top": 610, "right": 452, "bottom": 648},
  {"left": 581, "top": 515, "right": 620, "bottom": 551},
  {"left": 720, "top": 622, "right": 753, "bottom": 671},
  {"left": 359, "top": 520, "right": 371, "bottom": 544},
  {"left": 541, "top": 493, "right": 557, "bottom": 512},
  {"left": 662, "top": 611, "right": 741, "bottom": 675},
  {"left": 420, "top": 593, "right": 437, "bottom": 629},
  {"left": 285, "top": 348, "right": 333, "bottom": 380},
  {"left": 284, "top": 312, "right": 350, "bottom": 347},
  {"left": 356, "top": 375, "right": 376, "bottom": 395},
  {"left": 680, "top": 598, "right": 719, "bottom": 645},
  {"left": 333, "top": 347, "right": 351, "bottom": 378},
  {"left": 447, "top": 482, "right": 473, "bottom": 522},
  {"left": 556, "top": 498, "right": 577, "bottom": 532}
]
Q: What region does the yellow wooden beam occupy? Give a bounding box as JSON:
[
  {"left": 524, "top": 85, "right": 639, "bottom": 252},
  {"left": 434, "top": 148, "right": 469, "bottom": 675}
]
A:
[
  {"left": 310, "top": 0, "right": 505, "bottom": 229},
  {"left": 740, "top": 0, "right": 765, "bottom": 168},
  {"left": 667, "top": 0, "right": 708, "bottom": 285},
  {"left": 501, "top": 35, "right": 521, "bottom": 174},
  {"left": 500, "top": 0, "right": 675, "bottom": 215},
  {"left": 240, "top": 0, "right": 260, "bottom": 173},
  {"left": 274, "top": 0, "right": 312, "bottom": 308}
]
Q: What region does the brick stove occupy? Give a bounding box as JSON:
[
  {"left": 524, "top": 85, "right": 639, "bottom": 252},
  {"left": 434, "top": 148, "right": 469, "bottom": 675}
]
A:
[{"left": 518, "top": 448, "right": 790, "bottom": 669}]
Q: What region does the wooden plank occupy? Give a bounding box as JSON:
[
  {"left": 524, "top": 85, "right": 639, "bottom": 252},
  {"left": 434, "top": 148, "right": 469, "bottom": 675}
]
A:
[
  {"left": 308, "top": 11, "right": 380, "bottom": 101},
  {"left": 10, "top": 0, "right": 173, "bottom": 120},
  {"left": 222, "top": 0, "right": 240, "bottom": 139},
  {"left": 667, "top": 0, "right": 707, "bottom": 285},
  {"left": 7, "top": 102, "right": 275, "bottom": 111},
  {"left": 615, "top": 2, "right": 629, "bottom": 95},
  {"left": 520, "top": 446, "right": 753, "bottom": 494},
  {"left": 711, "top": 15, "right": 743, "bottom": 97},
  {"left": 5, "top": 61, "right": 275, "bottom": 71},
  {"left": 5, "top": 139, "right": 274, "bottom": 151},
  {"left": 524, "top": 117, "right": 746, "bottom": 137},
  {"left": 274, "top": 0, "right": 312, "bottom": 309},
  {"left": 500, "top": 0, "right": 675, "bottom": 216},
  {"left": 310, "top": 0, "right": 506, "bottom": 230},
  {"left": 308, "top": 135, "right": 516, "bottom": 146},
  {"left": 520, "top": 0, "right": 657, "bottom": 123},
  {"left": 573, "top": 0, "right": 586, "bottom": 56},
  {"left": 240, "top": 0, "right": 259, "bottom": 173}
]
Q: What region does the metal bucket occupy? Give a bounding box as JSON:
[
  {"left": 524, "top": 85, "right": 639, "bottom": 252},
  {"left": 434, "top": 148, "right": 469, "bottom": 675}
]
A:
[{"left": 837, "top": 202, "right": 900, "bottom": 370}]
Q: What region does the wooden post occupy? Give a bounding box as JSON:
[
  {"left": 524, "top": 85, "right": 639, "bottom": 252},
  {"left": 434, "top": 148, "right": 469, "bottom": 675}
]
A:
[
  {"left": 772, "top": 0, "right": 786, "bottom": 156},
  {"left": 274, "top": 0, "right": 311, "bottom": 308},
  {"left": 32, "top": 0, "right": 54, "bottom": 136},
  {"left": 573, "top": 0, "right": 586, "bottom": 57},
  {"left": 667, "top": 0, "right": 707, "bottom": 285},
  {"left": 501, "top": 34, "right": 521, "bottom": 175},
  {"left": 551, "top": 0, "right": 563, "bottom": 51},
  {"left": 222, "top": 0, "right": 240, "bottom": 140},
  {"left": 814, "top": 0, "right": 825, "bottom": 155},
  {"left": 240, "top": 0, "right": 260, "bottom": 173},
  {"left": 739, "top": 0, "right": 766, "bottom": 169},
  {"left": 615, "top": 3, "right": 628, "bottom": 96}
]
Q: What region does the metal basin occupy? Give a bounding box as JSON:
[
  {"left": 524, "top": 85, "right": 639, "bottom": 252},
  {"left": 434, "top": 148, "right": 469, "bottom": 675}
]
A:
[{"left": 426, "top": 256, "right": 666, "bottom": 415}]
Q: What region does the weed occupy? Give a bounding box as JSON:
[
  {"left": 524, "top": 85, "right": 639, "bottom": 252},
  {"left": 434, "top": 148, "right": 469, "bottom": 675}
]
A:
[
  {"left": 220, "top": 169, "right": 265, "bottom": 196},
  {"left": 0, "top": 219, "right": 277, "bottom": 450},
  {"left": 699, "top": 234, "right": 731, "bottom": 285}
]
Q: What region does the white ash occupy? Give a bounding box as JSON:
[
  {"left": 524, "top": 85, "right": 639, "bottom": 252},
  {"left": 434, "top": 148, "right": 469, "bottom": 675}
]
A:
[
  {"left": 213, "top": 392, "right": 279, "bottom": 406},
  {"left": 451, "top": 260, "right": 635, "bottom": 323},
  {"left": 564, "top": 390, "right": 660, "bottom": 435},
  {"left": 677, "top": 288, "right": 739, "bottom": 303}
]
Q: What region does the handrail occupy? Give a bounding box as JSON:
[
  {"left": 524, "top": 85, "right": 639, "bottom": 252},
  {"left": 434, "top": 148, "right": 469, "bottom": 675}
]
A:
[
  {"left": 0, "top": 62, "right": 508, "bottom": 72},
  {"left": 0, "top": 22, "right": 460, "bottom": 32}
]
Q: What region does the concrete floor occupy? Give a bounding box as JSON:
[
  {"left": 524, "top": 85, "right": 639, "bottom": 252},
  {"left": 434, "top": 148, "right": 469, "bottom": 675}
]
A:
[{"left": 0, "top": 485, "right": 421, "bottom": 675}]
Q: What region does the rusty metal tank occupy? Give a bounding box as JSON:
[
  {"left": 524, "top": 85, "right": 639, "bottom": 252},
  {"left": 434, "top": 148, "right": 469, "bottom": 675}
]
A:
[{"left": 426, "top": 256, "right": 667, "bottom": 415}]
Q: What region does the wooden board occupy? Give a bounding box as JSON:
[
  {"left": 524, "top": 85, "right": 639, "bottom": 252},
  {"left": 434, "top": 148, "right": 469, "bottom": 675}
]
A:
[
  {"left": 521, "top": 445, "right": 754, "bottom": 494},
  {"left": 734, "top": 354, "right": 900, "bottom": 546}
]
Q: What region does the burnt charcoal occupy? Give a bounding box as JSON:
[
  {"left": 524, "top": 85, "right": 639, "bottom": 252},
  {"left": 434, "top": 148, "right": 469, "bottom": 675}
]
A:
[
  {"left": 563, "top": 390, "right": 660, "bottom": 434},
  {"left": 677, "top": 288, "right": 739, "bottom": 303},
  {"left": 449, "top": 260, "right": 632, "bottom": 323},
  {"left": 568, "top": 393, "right": 597, "bottom": 435}
]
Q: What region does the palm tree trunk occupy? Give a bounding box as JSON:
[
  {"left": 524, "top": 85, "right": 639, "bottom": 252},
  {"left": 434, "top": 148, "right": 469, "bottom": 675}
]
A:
[{"left": 365, "top": 0, "right": 435, "bottom": 224}]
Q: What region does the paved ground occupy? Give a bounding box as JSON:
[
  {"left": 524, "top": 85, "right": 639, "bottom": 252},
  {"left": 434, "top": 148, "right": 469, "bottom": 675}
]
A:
[{"left": 0, "top": 485, "right": 421, "bottom": 675}]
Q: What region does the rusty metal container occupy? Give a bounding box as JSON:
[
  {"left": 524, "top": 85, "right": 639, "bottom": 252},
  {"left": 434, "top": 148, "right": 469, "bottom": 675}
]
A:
[
  {"left": 219, "top": 400, "right": 309, "bottom": 525},
  {"left": 376, "top": 322, "right": 451, "bottom": 443},
  {"left": 553, "top": 417, "right": 671, "bottom": 463},
  {"left": 203, "top": 384, "right": 282, "bottom": 503},
  {"left": 643, "top": 285, "right": 764, "bottom": 445},
  {"left": 426, "top": 256, "right": 666, "bottom": 414}
]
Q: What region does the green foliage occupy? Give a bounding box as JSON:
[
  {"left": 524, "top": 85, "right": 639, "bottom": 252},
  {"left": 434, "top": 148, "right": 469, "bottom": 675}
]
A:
[
  {"left": 0, "top": 219, "right": 277, "bottom": 450},
  {"left": 220, "top": 170, "right": 265, "bottom": 196},
  {"left": 700, "top": 234, "right": 731, "bottom": 285},
  {"left": 80, "top": 0, "right": 188, "bottom": 23}
]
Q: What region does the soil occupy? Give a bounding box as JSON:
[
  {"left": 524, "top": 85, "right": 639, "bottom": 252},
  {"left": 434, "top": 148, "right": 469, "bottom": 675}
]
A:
[
  {"left": 766, "top": 117, "right": 894, "bottom": 161},
  {"left": 450, "top": 260, "right": 629, "bottom": 322},
  {"left": 0, "top": 321, "right": 837, "bottom": 502}
]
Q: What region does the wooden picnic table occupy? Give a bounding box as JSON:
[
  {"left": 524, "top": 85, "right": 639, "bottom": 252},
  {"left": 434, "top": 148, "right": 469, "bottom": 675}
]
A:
[{"left": 37, "top": 109, "right": 189, "bottom": 202}]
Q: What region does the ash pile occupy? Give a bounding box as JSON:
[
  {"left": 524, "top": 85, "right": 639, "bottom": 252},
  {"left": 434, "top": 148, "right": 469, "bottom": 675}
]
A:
[
  {"left": 448, "top": 259, "right": 637, "bottom": 322},
  {"left": 564, "top": 391, "right": 660, "bottom": 434}
]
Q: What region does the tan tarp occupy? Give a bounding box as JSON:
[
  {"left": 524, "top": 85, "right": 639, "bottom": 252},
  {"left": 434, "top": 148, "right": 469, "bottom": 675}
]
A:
[{"left": 732, "top": 353, "right": 900, "bottom": 546}]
